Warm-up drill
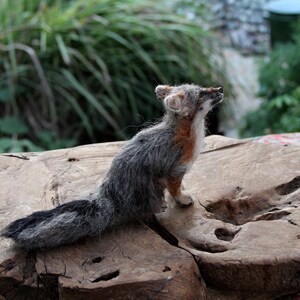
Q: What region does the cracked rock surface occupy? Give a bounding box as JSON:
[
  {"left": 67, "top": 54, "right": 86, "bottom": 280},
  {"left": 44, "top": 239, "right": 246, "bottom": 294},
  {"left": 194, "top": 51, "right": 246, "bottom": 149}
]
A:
[{"left": 0, "top": 136, "right": 299, "bottom": 299}]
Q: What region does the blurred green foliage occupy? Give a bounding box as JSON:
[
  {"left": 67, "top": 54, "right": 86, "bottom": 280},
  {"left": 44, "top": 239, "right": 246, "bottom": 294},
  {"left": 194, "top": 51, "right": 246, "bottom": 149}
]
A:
[
  {"left": 240, "top": 22, "right": 300, "bottom": 137},
  {"left": 0, "top": 0, "right": 230, "bottom": 152}
]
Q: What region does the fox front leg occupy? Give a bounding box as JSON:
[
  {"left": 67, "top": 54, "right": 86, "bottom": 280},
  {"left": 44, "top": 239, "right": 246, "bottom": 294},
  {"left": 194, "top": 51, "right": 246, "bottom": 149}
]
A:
[{"left": 167, "top": 177, "right": 194, "bottom": 206}]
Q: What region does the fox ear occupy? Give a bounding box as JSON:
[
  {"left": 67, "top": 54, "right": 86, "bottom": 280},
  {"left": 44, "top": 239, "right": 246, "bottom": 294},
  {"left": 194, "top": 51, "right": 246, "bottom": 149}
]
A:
[
  {"left": 155, "top": 85, "right": 174, "bottom": 100},
  {"left": 164, "top": 92, "right": 189, "bottom": 115}
]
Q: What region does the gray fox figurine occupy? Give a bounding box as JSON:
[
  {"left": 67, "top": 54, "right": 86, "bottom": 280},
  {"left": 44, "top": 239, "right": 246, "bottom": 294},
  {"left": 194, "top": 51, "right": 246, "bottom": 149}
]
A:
[{"left": 1, "top": 84, "right": 223, "bottom": 249}]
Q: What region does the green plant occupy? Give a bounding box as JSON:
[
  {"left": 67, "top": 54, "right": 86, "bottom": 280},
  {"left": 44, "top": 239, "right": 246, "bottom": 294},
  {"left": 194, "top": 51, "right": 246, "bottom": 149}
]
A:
[
  {"left": 240, "top": 24, "right": 300, "bottom": 137},
  {"left": 0, "top": 116, "right": 41, "bottom": 152},
  {"left": 0, "top": 0, "right": 230, "bottom": 152},
  {"left": 258, "top": 44, "right": 300, "bottom": 99},
  {"left": 0, "top": 116, "right": 76, "bottom": 152},
  {"left": 240, "top": 90, "right": 300, "bottom": 137}
]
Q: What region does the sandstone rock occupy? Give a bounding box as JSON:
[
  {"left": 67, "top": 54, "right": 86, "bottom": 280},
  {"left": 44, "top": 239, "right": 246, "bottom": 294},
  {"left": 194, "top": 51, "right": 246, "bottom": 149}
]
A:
[
  {"left": 0, "top": 135, "right": 299, "bottom": 299},
  {"left": 39, "top": 224, "right": 205, "bottom": 300},
  {"left": 0, "top": 224, "right": 204, "bottom": 300},
  {"left": 158, "top": 135, "right": 300, "bottom": 299},
  {"left": 0, "top": 142, "right": 204, "bottom": 300}
]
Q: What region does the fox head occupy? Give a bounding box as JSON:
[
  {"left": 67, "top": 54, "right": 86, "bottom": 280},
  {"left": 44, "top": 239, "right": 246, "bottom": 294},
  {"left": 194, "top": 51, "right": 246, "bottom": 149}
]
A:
[{"left": 155, "top": 84, "right": 223, "bottom": 117}]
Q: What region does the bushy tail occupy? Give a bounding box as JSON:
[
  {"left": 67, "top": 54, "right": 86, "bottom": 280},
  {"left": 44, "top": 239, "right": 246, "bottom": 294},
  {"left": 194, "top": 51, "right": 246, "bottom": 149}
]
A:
[{"left": 1, "top": 199, "right": 115, "bottom": 249}]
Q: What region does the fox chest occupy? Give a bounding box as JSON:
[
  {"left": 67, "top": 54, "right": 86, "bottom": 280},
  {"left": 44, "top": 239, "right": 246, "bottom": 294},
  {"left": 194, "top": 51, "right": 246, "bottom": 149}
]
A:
[{"left": 175, "top": 116, "right": 205, "bottom": 170}]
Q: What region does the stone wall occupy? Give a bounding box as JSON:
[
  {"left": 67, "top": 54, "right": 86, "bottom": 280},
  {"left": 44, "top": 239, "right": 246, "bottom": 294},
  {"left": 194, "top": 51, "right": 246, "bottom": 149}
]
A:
[{"left": 210, "top": 0, "right": 271, "bottom": 53}]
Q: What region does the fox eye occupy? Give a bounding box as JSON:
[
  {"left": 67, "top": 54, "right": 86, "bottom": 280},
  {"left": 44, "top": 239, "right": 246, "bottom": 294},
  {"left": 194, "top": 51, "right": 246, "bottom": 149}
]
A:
[{"left": 198, "top": 91, "right": 205, "bottom": 97}]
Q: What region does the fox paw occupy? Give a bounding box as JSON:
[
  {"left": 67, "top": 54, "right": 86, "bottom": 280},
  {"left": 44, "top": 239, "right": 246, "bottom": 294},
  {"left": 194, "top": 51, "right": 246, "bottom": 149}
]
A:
[{"left": 174, "top": 192, "right": 194, "bottom": 207}]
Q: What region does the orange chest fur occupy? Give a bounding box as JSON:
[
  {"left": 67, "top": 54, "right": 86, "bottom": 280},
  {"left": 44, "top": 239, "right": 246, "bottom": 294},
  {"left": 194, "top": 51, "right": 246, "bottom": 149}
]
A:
[{"left": 173, "top": 119, "right": 196, "bottom": 164}]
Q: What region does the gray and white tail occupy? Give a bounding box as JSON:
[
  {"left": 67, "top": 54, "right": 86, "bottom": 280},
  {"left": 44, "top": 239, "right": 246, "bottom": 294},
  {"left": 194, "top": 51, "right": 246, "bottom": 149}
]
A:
[{"left": 1, "top": 199, "right": 115, "bottom": 249}]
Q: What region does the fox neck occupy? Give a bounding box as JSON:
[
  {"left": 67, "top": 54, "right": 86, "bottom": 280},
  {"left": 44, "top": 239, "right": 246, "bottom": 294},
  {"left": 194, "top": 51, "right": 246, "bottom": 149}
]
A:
[
  {"left": 192, "top": 110, "right": 206, "bottom": 160},
  {"left": 168, "top": 110, "right": 206, "bottom": 168}
]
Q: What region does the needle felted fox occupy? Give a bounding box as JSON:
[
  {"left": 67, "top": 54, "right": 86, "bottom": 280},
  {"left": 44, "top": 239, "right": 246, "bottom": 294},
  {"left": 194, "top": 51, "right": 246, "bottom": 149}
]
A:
[{"left": 1, "top": 84, "right": 223, "bottom": 249}]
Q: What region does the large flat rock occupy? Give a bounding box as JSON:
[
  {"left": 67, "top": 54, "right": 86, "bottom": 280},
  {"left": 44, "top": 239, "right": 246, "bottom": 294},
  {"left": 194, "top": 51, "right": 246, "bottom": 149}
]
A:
[
  {"left": 0, "top": 224, "right": 204, "bottom": 299},
  {"left": 158, "top": 136, "right": 300, "bottom": 299},
  {"left": 0, "top": 135, "right": 299, "bottom": 299},
  {"left": 0, "top": 142, "right": 205, "bottom": 299},
  {"left": 38, "top": 223, "right": 204, "bottom": 300}
]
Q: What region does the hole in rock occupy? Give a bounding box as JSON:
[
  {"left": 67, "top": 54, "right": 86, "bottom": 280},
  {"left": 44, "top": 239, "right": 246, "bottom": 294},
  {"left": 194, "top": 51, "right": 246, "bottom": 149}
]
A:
[
  {"left": 163, "top": 266, "right": 171, "bottom": 272},
  {"left": 276, "top": 176, "right": 300, "bottom": 195},
  {"left": 214, "top": 228, "right": 237, "bottom": 241},
  {"left": 189, "top": 241, "right": 228, "bottom": 253},
  {"left": 68, "top": 157, "right": 79, "bottom": 162},
  {"left": 255, "top": 210, "right": 291, "bottom": 221},
  {"left": 92, "top": 256, "right": 104, "bottom": 264},
  {"left": 91, "top": 270, "right": 120, "bottom": 283},
  {"left": 2, "top": 259, "right": 15, "bottom": 271},
  {"left": 205, "top": 197, "right": 271, "bottom": 225},
  {"left": 288, "top": 219, "right": 298, "bottom": 226},
  {"left": 268, "top": 208, "right": 280, "bottom": 212},
  {"left": 294, "top": 271, "right": 300, "bottom": 279}
]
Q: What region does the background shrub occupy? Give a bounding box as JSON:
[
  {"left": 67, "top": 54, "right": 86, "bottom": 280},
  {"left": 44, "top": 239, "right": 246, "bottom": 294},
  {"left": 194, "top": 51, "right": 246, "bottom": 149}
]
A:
[
  {"left": 240, "top": 22, "right": 300, "bottom": 137},
  {"left": 0, "top": 0, "right": 230, "bottom": 152}
]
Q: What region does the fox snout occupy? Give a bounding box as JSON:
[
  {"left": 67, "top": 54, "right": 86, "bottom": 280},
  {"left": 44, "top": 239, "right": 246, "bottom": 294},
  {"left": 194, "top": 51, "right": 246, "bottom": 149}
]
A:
[
  {"left": 203, "top": 86, "right": 223, "bottom": 107},
  {"left": 203, "top": 86, "right": 223, "bottom": 94}
]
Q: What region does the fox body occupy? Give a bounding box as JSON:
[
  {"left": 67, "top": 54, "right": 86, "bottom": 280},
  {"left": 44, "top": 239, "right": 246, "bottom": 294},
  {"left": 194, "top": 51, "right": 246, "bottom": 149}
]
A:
[{"left": 1, "top": 84, "right": 223, "bottom": 249}]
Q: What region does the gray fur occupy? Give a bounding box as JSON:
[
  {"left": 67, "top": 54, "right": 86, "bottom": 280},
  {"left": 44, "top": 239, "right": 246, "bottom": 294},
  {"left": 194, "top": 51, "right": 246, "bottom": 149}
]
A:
[{"left": 1, "top": 84, "right": 223, "bottom": 249}]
